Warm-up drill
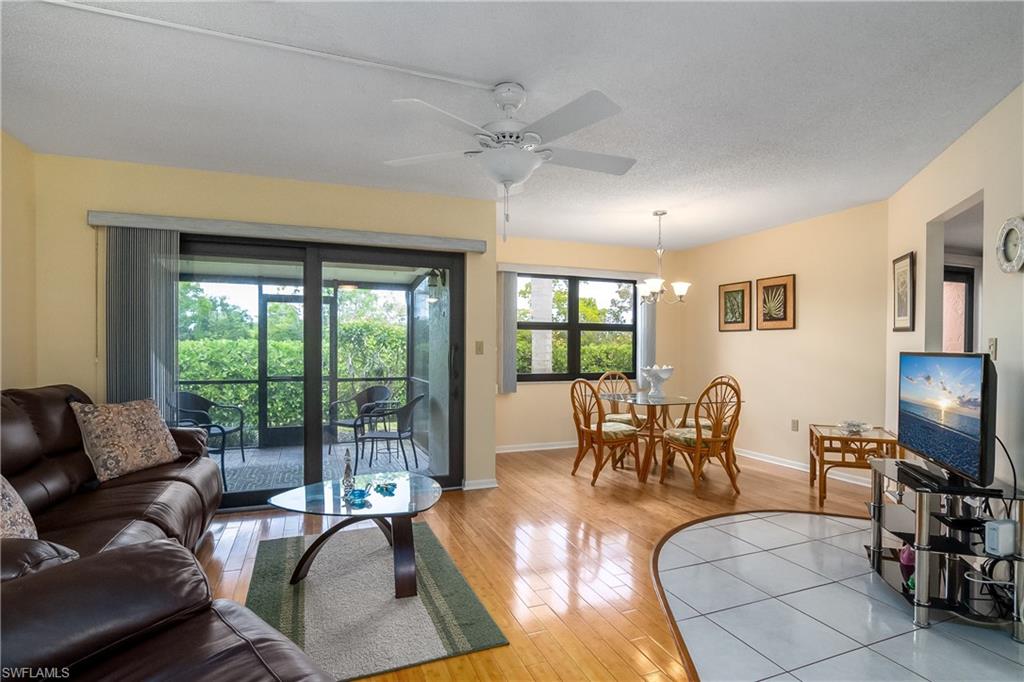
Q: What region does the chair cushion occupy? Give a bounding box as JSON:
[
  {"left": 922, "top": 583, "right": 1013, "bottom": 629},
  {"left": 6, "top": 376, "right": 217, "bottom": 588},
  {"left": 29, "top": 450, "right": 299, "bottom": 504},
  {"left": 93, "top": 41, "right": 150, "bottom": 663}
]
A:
[
  {"left": 606, "top": 412, "right": 646, "bottom": 426},
  {"left": 664, "top": 427, "right": 698, "bottom": 446},
  {"left": 674, "top": 417, "right": 733, "bottom": 431},
  {"left": 600, "top": 422, "right": 638, "bottom": 437},
  {"left": 71, "top": 400, "right": 180, "bottom": 482},
  {"left": 1, "top": 475, "right": 37, "bottom": 539}
]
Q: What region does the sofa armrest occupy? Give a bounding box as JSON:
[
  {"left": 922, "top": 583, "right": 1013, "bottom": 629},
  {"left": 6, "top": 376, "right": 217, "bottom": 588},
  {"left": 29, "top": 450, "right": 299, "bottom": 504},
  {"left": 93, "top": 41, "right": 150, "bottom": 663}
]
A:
[
  {"left": 170, "top": 426, "right": 208, "bottom": 459},
  {"left": 1, "top": 538, "right": 79, "bottom": 582},
  {"left": 0, "top": 539, "right": 211, "bottom": 670}
]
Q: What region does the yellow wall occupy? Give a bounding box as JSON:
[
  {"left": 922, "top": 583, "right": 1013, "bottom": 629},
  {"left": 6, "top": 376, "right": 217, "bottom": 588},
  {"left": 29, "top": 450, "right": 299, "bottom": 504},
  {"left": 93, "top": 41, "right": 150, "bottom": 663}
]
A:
[
  {"left": 886, "top": 86, "right": 1023, "bottom": 483},
  {"left": 1, "top": 132, "right": 38, "bottom": 388},
  {"left": 493, "top": 237, "right": 684, "bottom": 449},
  {"left": 674, "top": 202, "right": 889, "bottom": 466},
  {"left": 4, "top": 86, "right": 1020, "bottom": 483},
  {"left": 18, "top": 148, "right": 497, "bottom": 484}
]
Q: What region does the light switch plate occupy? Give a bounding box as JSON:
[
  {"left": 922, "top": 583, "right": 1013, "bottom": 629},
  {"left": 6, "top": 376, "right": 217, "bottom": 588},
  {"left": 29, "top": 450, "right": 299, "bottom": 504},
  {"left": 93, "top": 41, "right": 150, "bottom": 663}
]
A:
[
  {"left": 791, "top": 418, "right": 799, "bottom": 432},
  {"left": 987, "top": 337, "right": 997, "bottom": 361},
  {"left": 475, "top": 340, "right": 484, "bottom": 355}
]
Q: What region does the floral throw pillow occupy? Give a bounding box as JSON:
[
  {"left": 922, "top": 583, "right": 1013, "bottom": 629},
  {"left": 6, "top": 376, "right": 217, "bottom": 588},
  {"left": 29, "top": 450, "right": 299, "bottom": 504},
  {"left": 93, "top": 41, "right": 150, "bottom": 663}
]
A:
[
  {"left": 71, "top": 399, "right": 180, "bottom": 482},
  {"left": 1, "top": 474, "right": 37, "bottom": 539}
]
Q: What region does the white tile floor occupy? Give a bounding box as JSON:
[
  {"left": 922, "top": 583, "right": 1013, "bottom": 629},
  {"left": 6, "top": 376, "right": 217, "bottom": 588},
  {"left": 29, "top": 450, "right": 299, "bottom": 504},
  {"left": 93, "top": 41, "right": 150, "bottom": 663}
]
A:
[{"left": 658, "top": 512, "right": 1024, "bottom": 682}]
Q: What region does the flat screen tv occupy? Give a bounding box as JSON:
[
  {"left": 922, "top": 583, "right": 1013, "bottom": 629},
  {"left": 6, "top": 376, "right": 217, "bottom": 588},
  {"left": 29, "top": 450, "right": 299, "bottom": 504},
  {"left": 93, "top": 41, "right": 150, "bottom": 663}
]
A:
[{"left": 897, "top": 352, "right": 996, "bottom": 487}]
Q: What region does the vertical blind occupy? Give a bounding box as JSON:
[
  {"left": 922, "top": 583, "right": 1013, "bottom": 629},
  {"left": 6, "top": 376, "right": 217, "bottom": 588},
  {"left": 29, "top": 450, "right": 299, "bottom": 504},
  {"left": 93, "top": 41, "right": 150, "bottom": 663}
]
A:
[
  {"left": 497, "top": 271, "right": 518, "bottom": 394},
  {"left": 636, "top": 301, "right": 657, "bottom": 388},
  {"left": 106, "top": 227, "right": 179, "bottom": 418}
]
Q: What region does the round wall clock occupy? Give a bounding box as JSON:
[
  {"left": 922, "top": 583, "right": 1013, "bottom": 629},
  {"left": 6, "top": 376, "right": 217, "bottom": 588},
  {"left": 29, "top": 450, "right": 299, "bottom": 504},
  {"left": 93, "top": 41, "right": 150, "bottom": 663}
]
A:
[{"left": 995, "top": 216, "right": 1024, "bottom": 273}]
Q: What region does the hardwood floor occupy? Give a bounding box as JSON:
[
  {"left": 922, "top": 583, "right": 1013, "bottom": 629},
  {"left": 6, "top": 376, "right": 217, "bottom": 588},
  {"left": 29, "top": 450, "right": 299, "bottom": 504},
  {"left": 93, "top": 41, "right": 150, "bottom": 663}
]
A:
[{"left": 198, "top": 449, "right": 869, "bottom": 681}]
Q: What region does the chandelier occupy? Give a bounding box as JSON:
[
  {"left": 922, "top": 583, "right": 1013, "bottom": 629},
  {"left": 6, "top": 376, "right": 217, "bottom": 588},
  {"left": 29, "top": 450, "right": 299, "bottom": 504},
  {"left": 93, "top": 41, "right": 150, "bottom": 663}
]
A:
[{"left": 638, "top": 210, "right": 691, "bottom": 305}]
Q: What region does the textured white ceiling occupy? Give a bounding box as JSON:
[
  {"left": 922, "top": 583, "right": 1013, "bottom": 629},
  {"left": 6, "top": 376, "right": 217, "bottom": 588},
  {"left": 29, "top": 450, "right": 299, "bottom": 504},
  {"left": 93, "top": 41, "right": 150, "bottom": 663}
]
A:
[{"left": 2, "top": 2, "right": 1021, "bottom": 248}]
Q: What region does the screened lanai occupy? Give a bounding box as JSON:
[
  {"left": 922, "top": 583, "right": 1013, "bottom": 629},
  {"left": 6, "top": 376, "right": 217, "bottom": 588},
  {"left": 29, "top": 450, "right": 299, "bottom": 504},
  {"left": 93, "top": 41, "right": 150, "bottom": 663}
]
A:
[{"left": 176, "top": 251, "right": 452, "bottom": 495}]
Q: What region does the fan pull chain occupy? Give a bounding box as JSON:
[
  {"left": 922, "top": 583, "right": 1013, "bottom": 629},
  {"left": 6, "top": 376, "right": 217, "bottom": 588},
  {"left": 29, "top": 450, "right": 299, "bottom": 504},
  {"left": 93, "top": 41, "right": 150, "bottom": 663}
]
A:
[{"left": 502, "top": 182, "right": 511, "bottom": 241}]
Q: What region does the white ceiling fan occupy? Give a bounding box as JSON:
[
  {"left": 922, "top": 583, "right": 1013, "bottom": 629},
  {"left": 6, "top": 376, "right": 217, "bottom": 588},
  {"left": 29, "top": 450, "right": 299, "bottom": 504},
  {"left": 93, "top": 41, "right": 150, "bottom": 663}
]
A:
[{"left": 386, "top": 82, "right": 636, "bottom": 240}]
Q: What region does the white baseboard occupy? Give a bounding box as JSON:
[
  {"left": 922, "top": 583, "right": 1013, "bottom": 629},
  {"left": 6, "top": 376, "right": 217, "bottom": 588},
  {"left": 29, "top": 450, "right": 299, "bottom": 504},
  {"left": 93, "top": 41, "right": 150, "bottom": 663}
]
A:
[
  {"left": 462, "top": 478, "right": 499, "bottom": 490},
  {"left": 494, "top": 440, "right": 870, "bottom": 489},
  {"left": 735, "top": 448, "right": 871, "bottom": 488},
  {"left": 496, "top": 440, "right": 575, "bottom": 454}
]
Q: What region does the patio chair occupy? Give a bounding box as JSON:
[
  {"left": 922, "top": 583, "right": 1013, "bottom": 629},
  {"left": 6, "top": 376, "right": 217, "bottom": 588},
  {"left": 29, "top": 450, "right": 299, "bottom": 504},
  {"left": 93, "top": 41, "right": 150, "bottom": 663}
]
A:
[
  {"left": 352, "top": 394, "right": 425, "bottom": 474},
  {"left": 174, "top": 391, "right": 246, "bottom": 491},
  {"left": 326, "top": 385, "right": 392, "bottom": 456}
]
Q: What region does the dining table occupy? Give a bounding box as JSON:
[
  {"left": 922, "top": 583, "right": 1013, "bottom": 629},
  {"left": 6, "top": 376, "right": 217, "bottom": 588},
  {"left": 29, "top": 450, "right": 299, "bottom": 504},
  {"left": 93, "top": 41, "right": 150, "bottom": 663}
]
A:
[{"left": 599, "top": 392, "right": 696, "bottom": 483}]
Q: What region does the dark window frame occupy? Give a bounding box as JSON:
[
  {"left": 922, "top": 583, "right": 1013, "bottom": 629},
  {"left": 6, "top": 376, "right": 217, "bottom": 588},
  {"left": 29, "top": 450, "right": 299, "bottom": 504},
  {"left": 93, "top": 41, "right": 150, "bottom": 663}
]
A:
[{"left": 515, "top": 274, "right": 637, "bottom": 382}]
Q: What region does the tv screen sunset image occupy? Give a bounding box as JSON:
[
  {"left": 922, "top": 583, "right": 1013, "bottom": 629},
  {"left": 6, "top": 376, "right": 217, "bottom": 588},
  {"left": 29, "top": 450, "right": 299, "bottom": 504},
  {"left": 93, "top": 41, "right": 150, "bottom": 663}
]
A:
[{"left": 898, "top": 354, "right": 983, "bottom": 479}]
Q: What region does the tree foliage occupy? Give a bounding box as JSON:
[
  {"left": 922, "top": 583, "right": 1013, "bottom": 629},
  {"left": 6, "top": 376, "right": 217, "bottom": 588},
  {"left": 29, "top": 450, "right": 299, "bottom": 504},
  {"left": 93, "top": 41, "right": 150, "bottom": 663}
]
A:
[
  {"left": 177, "top": 284, "right": 407, "bottom": 446},
  {"left": 515, "top": 278, "right": 634, "bottom": 375},
  {"left": 178, "top": 282, "right": 254, "bottom": 341}
]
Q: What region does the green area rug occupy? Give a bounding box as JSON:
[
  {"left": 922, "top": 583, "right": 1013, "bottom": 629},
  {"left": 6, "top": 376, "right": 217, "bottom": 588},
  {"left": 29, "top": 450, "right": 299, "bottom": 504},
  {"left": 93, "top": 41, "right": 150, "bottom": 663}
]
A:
[{"left": 246, "top": 522, "right": 507, "bottom": 680}]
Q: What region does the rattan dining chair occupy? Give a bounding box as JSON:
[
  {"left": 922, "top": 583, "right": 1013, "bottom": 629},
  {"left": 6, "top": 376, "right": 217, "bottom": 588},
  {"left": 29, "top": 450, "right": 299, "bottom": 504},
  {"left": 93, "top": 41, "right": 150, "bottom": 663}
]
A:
[
  {"left": 660, "top": 376, "right": 742, "bottom": 492},
  {"left": 675, "top": 375, "right": 742, "bottom": 472},
  {"left": 570, "top": 379, "right": 642, "bottom": 485},
  {"left": 596, "top": 371, "right": 646, "bottom": 428}
]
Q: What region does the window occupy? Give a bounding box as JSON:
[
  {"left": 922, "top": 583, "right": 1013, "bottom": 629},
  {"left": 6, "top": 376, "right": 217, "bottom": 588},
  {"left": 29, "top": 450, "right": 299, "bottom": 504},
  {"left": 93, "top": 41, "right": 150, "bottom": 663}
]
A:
[{"left": 515, "top": 274, "right": 636, "bottom": 381}]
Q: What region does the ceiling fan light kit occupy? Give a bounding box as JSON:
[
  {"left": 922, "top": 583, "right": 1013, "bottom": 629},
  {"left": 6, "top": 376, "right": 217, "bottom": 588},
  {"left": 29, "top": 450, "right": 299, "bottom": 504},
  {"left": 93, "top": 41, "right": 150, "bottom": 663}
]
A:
[
  {"left": 387, "top": 82, "right": 637, "bottom": 240},
  {"left": 639, "top": 210, "right": 691, "bottom": 305}
]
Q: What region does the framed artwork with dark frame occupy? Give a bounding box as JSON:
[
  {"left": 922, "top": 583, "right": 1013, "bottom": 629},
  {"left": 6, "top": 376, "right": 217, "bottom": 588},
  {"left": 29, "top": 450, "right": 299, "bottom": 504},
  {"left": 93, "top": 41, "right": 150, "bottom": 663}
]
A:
[
  {"left": 719, "top": 281, "right": 752, "bottom": 331},
  {"left": 756, "top": 274, "right": 796, "bottom": 330},
  {"left": 892, "top": 251, "right": 915, "bottom": 332}
]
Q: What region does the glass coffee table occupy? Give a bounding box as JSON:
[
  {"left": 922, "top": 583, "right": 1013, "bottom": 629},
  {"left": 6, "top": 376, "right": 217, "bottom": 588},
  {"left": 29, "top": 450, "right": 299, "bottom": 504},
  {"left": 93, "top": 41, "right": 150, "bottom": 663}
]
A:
[{"left": 268, "top": 471, "right": 442, "bottom": 598}]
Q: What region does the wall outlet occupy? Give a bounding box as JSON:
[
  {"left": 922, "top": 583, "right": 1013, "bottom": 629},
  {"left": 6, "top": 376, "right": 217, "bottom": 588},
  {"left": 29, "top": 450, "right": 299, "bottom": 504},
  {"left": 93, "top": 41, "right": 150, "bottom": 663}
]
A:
[
  {"left": 475, "top": 340, "right": 484, "bottom": 355},
  {"left": 791, "top": 418, "right": 800, "bottom": 432},
  {"left": 987, "top": 337, "right": 997, "bottom": 361}
]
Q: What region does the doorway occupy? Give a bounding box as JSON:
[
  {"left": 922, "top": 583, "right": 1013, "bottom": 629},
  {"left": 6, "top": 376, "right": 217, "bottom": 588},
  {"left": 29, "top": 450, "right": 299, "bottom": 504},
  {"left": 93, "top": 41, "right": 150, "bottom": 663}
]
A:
[
  {"left": 177, "top": 236, "right": 465, "bottom": 507},
  {"left": 941, "top": 201, "right": 983, "bottom": 354},
  {"left": 943, "top": 266, "right": 975, "bottom": 352}
]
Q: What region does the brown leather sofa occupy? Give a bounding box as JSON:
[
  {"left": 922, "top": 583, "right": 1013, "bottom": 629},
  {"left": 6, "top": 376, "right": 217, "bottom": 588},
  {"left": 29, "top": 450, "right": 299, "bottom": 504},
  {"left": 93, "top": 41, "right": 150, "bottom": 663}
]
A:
[
  {"left": 1, "top": 384, "right": 221, "bottom": 556},
  {"left": 2, "top": 539, "right": 332, "bottom": 681},
  {"left": 1, "top": 385, "right": 332, "bottom": 681}
]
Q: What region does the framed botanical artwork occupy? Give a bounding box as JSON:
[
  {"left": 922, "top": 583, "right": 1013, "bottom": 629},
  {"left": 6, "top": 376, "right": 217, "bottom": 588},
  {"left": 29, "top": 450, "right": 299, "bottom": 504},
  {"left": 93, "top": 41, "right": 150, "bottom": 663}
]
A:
[
  {"left": 719, "top": 281, "right": 752, "bottom": 331},
  {"left": 756, "top": 274, "right": 796, "bottom": 330},
  {"left": 892, "top": 251, "right": 915, "bottom": 332}
]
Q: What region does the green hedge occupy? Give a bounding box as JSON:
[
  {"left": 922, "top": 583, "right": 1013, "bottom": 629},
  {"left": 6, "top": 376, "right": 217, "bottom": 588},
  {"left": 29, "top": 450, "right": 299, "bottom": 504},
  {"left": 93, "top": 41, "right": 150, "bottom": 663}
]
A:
[
  {"left": 178, "top": 321, "right": 407, "bottom": 446},
  {"left": 515, "top": 330, "right": 632, "bottom": 375}
]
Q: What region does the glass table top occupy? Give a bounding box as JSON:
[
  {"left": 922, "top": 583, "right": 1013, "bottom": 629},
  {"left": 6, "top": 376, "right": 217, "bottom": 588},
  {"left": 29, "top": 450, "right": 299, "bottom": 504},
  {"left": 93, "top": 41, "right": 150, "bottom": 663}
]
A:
[
  {"left": 811, "top": 424, "right": 895, "bottom": 440},
  {"left": 268, "top": 471, "right": 442, "bottom": 517},
  {"left": 600, "top": 392, "right": 693, "bottom": 406}
]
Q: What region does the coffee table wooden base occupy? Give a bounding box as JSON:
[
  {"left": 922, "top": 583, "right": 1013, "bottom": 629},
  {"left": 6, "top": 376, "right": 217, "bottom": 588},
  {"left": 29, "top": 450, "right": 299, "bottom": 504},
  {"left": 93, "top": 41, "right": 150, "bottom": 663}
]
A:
[{"left": 288, "top": 514, "right": 418, "bottom": 598}]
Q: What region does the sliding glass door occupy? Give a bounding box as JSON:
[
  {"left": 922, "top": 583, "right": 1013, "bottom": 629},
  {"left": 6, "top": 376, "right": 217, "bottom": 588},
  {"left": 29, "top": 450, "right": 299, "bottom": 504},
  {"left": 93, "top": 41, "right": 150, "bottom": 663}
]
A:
[
  {"left": 318, "top": 246, "right": 464, "bottom": 489},
  {"left": 177, "top": 236, "right": 464, "bottom": 506}
]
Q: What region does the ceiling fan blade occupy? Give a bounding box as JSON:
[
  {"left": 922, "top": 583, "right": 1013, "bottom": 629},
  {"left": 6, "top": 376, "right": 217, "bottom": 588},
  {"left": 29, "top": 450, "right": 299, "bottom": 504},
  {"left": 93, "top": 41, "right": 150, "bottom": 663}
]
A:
[
  {"left": 522, "top": 90, "right": 622, "bottom": 145},
  {"left": 541, "top": 147, "right": 636, "bottom": 175},
  {"left": 393, "top": 98, "right": 491, "bottom": 137},
  {"left": 384, "top": 151, "right": 475, "bottom": 167}
]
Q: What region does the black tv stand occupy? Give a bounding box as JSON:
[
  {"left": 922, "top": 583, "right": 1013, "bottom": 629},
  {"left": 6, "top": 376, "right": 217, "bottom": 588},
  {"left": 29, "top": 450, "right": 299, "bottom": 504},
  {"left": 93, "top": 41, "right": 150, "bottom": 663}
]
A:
[{"left": 894, "top": 461, "right": 1003, "bottom": 498}]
